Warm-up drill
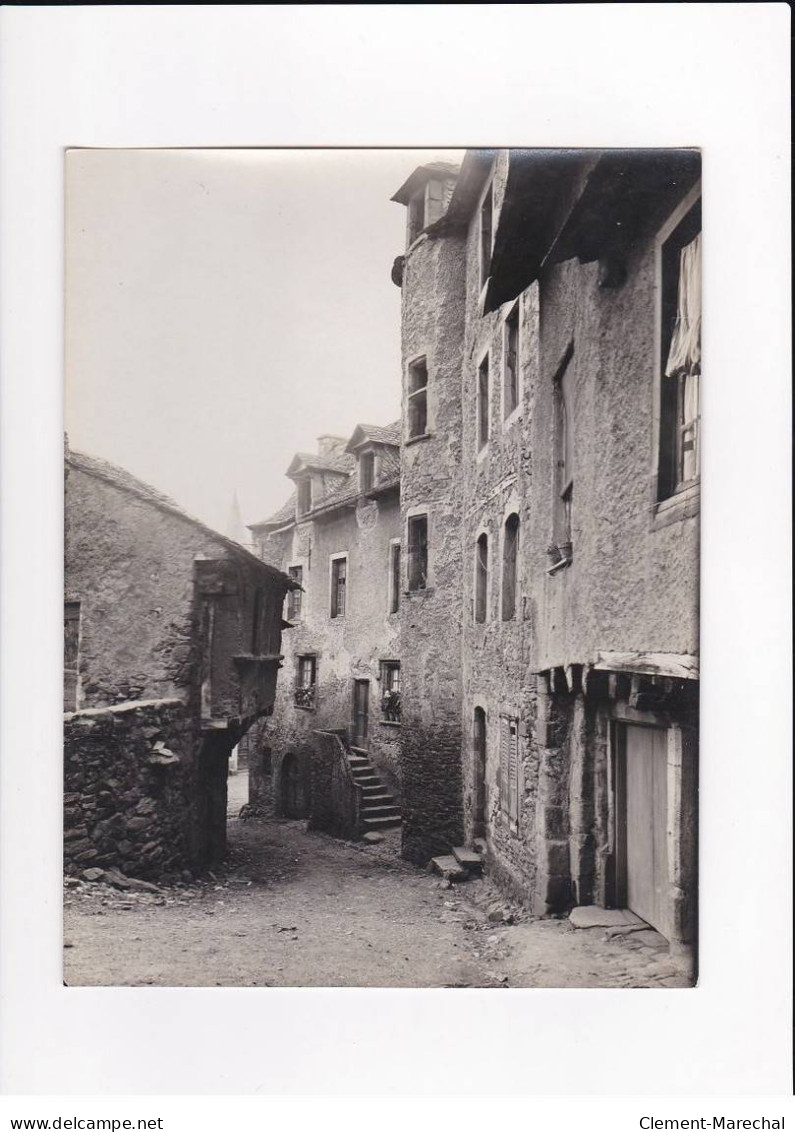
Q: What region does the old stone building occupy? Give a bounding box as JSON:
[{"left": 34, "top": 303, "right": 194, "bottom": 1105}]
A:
[
  {"left": 391, "top": 148, "right": 700, "bottom": 963},
  {"left": 248, "top": 424, "right": 402, "bottom": 836},
  {"left": 64, "top": 446, "right": 294, "bottom": 879}
]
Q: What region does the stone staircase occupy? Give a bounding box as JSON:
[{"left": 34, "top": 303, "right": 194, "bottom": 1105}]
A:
[
  {"left": 348, "top": 746, "right": 402, "bottom": 833},
  {"left": 430, "top": 842, "right": 485, "bottom": 882}
]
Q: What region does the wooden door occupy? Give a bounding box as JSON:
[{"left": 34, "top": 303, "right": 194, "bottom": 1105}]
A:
[
  {"left": 623, "top": 724, "right": 669, "bottom": 935},
  {"left": 353, "top": 680, "right": 369, "bottom": 747}
]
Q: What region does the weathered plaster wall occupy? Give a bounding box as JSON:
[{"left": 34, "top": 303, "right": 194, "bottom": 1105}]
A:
[
  {"left": 528, "top": 246, "right": 700, "bottom": 670},
  {"left": 65, "top": 467, "right": 288, "bottom": 716},
  {"left": 65, "top": 465, "right": 290, "bottom": 870},
  {"left": 254, "top": 490, "right": 401, "bottom": 814},
  {"left": 399, "top": 228, "right": 467, "bottom": 863}
]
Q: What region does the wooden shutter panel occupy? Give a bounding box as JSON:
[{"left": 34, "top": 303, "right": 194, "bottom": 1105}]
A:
[
  {"left": 499, "top": 716, "right": 509, "bottom": 812},
  {"left": 509, "top": 719, "right": 519, "bottom": 822}
]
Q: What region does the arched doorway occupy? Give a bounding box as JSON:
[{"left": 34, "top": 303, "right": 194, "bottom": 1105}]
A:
[
  {"left": 473, "top": 707, "right": 487, "bottom": 838},
  {"left": 280, "top": 752, "right": 307, "bottom": 818}
]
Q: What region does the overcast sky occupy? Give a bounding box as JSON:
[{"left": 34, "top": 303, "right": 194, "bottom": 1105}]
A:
[{"left": 65, "top": 148, "right": 461, "bottom": 535}]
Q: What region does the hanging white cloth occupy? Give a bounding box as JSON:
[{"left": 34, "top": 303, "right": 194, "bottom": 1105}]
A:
[{"left": 665, "top": 232, "right": 702, "bottom": 378}]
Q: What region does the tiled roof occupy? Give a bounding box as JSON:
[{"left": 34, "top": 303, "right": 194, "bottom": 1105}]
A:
[
  {"left": 345, "top": 420, "right": 401, "bottom": 452},
  {"left": 68, "top": 449, "right": 292, "bottom": 586},
  {"left": 286, "top": 451, "right": 355, "bottom": 477}
]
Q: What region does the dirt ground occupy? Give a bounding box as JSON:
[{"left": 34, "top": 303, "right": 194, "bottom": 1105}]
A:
[{"left": 63, "top": 773, "right": 691, "bottom": 989}]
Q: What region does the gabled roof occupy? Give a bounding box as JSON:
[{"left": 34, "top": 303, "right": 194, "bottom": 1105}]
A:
[
  {"left": 391, "top": 161, "right": 460, "bottom": 205},
  {"left": 68, "top": 450, "right": 294, "bottom": 588},
  {"left": 285, "top": 451, "right": 354, "bottom": 478},
  {"left": 344, "top": 420, "right": 401, "bottom": 453}
]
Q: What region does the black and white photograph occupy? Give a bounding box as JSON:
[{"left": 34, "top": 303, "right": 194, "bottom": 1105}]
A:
[
  {"left": 63, "top": 146, "right": 701, "bottom": 990},
  {"left": 1, "top": 2, "right": 789, "bottom": 1108}
]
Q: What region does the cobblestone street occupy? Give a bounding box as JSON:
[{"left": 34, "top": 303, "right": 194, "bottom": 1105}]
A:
[{"left": 63, "top": 775, "right": 689, "bottom": 989}]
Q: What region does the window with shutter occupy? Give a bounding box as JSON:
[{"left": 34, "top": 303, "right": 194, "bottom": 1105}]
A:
[
  {"left": 499, "top": 714, "right": 520, "bottom": 822},
  {"left": 425, "top": 178, "right": 445, "bottom": 227}
]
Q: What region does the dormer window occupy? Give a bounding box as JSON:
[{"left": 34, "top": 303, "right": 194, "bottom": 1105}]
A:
[
  {"left": 297, "top": 478, "right": 312, "bottom": 516},
  {"left": 360, "top": 451, "right": 376, "bottom": 493},
  {"left": 408, "top": 192, "right": 425, "bottom": 246},
  {"left": 406, "top": 179, "right": 447, "bottom": 247}
]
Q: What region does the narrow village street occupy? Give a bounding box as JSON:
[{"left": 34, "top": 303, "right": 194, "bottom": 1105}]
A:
[{"left": 64, "top": 772, "right": 688, "bottom": 989}]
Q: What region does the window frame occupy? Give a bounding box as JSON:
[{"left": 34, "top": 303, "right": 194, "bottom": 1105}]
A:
[
  {"left": 406, "top": 512, "right": 429, "bottom": 593},
  {"left": 479, "top": 177, "right": 494, "bottom": 292},
  {"left": 499, "top": 714, "right": 520, "bottom": 825},
  {"left": 502, "top": 300, "right": 521, "bottom": 424},
  {"left": 329, "top": 553, "right": 348, "bottom": 619},
  {"left": 286, "top": 565, "right": 303, "bottom": 622},
  {"left": 553, "top": 343, "right": 575, "bottom": 553},
  {"left": 388, "top": 539, "right": 401, "bottom": 614},
  {"left": 476, "top": 350, "right": 491, "bottom": 457},
  {"left": 474, "top": 531, "right": 489, "bottom": 623},
  {"left": 359, "top": 450, "right": 376, "bottom": 493},
  {"left": 297, "top": 476, "right": 312, "bottom": 517},
  {"left": 653, "top": 182, "right": 702, "bottom": 517},
  {"left": 294, "top": 653, "right": 317, "bottom": 711},
  {"left": 406, "top": 354, "right": 429, "bottom": 441},
  {"left": 501, "top": 512, "right": 520, "bottom": 621},
  {"left": 379, "top": 659, "right": 401, "bottom": 723}
]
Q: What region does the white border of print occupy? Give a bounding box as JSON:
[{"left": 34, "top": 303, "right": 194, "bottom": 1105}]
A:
[{"left": 1, "top": 2, "right": 791, "bottom": 1101}]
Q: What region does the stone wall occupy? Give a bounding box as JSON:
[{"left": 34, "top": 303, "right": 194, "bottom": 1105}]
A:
[
  {"left": 63, "top": 699, "right": 196, "bottom": 880},
  {"left": 458, "top": 151, "right": 543, "bottom": 898},
  {"left": 307, "top": 729, "right": 362, "bottom": 840},
  {"left": 399, "top": 227, "right": 467, "bottom": 862},
  {"left": 253, "top": 488, "right": 401, "bottom": 817}
]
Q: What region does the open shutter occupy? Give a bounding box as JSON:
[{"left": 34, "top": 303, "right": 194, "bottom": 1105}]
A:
[
  {"left": 509, "top": 719, "right": 519, "bottom": 822},
  {"left": 425, "top": 178, "right": 445, "bottom": 226},
  {"left": 499, "top": 716, "right": 509, "bottom": 812}
]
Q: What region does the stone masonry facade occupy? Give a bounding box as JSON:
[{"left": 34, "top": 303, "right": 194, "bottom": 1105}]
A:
[{"left": 64, "top": 447, "right": 293, "bottom": 879}]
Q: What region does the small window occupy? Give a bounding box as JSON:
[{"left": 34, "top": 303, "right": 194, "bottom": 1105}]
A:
[
  {"left": 360, "top": 451, "right": 375, "bottom": 493},
  {"left": 408, "top": 191, "right": 425, "bottom": 246},
  {"left": 407, "top": 515, "right": 428, "bottom": 592},
  {"left": 380, "top": 661, "right": 401, "bottom": 721},
  {"left": 477, "top": 355, "right": 490, "bottom": 452},
  {"left": 475, "top": 533, "right": 489, "bottom": 623},
  {"left": 64, "top": 601, "right": 80, "bottom": 711},
  {"left": 504, "top": 303, "right": 520, "bottom": 418},
  {"left": 388, "top": 542, "right": 401, "bottom": 614},
  {"left": 480, "top": 181, "right": 494, "bottom": 289},
  {"left": 502, "top": 514, "right": 519, "bottom": 620},
  {"left": 286, "top": 566, "right": 303, "bottom": 621},
  {"left": 554, "top": 345, "right": 575, "bottom": 551},
  {"left": 408, "top": 357, "right": 428, "bottom": 439},
  {"left": 295, "top": 654, "right": 317, "bottom": 710},
  {"left": 499, "top": 715, "right": 520, "bottom": 822},
  {"left": 659, "top": 204, "right": 701, "bottom": 502},
  {"left": 330, "top": 556, "right": 347, "bottom": 618},
  {"left": 297, "top": 478, "right": 312, "bottom": 516}
]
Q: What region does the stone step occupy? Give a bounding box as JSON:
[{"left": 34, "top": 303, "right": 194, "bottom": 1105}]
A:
[
  {"left": 360, "top": 791, "right": 394, "bottom": 804},
  {"left": 452, "top": 846, "right": 483, "bottom": 873},
  {"left": 349, "top": 746, "right": 369, "bottom": 757},
  {"left": 360, "top": 783, "right": 389, "bottom": 795},
  {"left": 362, "top": 815, "right": 401, "bottom": 829},
  {"left": 361, "top": 804, "right": 400, "bottom": 818},
  {"left": 430, "top": 855, "right": 469, "bottom": 882},
  {"left": 350, "top": 764, "right": 374, "bottom": 775},
  {"left": 353, "top": 775, "right": 380, "bottom": 788}
]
